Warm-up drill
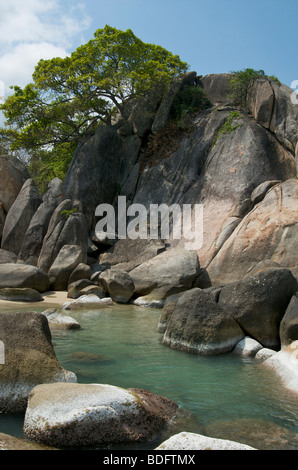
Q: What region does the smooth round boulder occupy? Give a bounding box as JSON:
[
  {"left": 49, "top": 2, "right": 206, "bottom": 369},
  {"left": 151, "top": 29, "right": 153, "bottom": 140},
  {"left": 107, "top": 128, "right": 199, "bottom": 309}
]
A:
[
  {"left": 155, "top": 431, "right": 256, "bottom": 450},
  {"left": 162, "top": 288, "right": 244, "bottom": 355},
  {"left": 23, "top": 383, "right": 179, "bottom": 448},
  {"left": 99, "top": 268, "right": 135, "bottom": 303},
  {"left": 0, "top": 263, "right": 49, "bottom": 292}
]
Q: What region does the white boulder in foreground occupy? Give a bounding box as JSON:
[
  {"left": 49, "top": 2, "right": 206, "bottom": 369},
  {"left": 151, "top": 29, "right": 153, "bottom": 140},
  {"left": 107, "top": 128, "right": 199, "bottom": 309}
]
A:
[
  {"left": 263, "top": 340, "right": 298, "bottom": 394},
  {"left": 232, "top": 336, "right": 263, "bottom": 357},
  {"left": 24, "top": 383, "right": 178, "bottom": 448},
  {"left": 62, "top": 294, "right": 113, "bottom": 310},
  {"left": 155, "top": 432, "right": 256, "bottom": 450}
]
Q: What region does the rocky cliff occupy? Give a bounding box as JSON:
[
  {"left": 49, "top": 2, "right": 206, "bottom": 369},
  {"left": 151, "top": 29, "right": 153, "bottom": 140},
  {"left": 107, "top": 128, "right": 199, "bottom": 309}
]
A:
[{"left": 0, "top": 71, "right": 297, "bottom": 353}]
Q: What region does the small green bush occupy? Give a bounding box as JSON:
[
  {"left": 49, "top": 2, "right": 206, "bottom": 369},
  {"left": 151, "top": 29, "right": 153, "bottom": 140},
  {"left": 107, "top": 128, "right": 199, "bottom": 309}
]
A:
[
  {"left": 60, "top": 207, "right": 78, "bottom": 219},
  {"left": 228, "top": 68, "right": 281, "bottom": 108}
]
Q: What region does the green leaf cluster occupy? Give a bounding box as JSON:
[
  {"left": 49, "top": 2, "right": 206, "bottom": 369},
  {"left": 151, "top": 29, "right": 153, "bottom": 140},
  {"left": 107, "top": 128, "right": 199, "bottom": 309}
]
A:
[
  {"left": 172, "top": 85, "right": 212, "bottom": 121},
  {"left": 212, "top": 111, "right": 242, "bottom": 148}
]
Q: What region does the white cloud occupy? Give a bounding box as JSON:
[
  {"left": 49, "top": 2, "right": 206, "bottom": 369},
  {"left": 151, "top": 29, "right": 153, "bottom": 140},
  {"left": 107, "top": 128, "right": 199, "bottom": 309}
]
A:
[
  {"left": 0, "top": 42, "right": 69, "bottom": 89},
  {"left": 0, "top": 0, "right": 91, "bottom": 98}
]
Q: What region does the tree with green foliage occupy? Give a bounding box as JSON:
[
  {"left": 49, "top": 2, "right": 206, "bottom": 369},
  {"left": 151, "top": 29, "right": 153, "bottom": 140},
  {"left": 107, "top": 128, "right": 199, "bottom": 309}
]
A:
[
  {"left": 228, "top": 68, "right": 280, "bottom": 108},
  {"left": 0, "top": 25, "right": 188, "bottom": 191}
]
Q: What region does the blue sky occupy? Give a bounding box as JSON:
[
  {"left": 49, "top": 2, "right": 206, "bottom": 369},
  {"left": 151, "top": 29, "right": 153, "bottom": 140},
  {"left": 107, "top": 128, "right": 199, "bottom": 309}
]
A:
[{"left": 0, "top": 0, "right": 298, "bottom": 104}]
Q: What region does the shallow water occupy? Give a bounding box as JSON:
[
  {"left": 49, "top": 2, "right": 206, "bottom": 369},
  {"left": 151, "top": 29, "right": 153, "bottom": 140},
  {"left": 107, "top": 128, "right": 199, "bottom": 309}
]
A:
[{"left": 1, "top": 303, "right": 298, "bottom": 450}]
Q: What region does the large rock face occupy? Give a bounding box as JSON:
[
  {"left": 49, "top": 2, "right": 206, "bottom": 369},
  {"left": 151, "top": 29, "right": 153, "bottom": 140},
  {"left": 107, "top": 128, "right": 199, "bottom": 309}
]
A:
[
  {"left": 18, "top": 177, "right": 64, "bottom": 263},
  {"left": 63, "top": 125, "right": 123, "bottom": 228},
  {"left": 0, "top": 312, "right": 76, "bottom": 413},
  {"left": 207, "top": 179, "right": 298, "bottom": 285},
  {"left": 23, "top": 383, "right": 178, "bottom": 448}
]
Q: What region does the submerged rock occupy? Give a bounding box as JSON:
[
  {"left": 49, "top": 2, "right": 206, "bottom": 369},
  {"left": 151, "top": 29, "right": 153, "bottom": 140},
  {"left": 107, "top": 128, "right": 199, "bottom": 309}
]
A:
[
  {"left": 42, "top": 308, "right": 81, "bottom": 330},
  {"left": 63, "top": 294, "right": 113, "bottom": 310},
  {"left": 23, "top": 383, "right": 179, "bottom": 448},
  {"left": 0, "top": 312, "right": 77, "bottom": 413}
]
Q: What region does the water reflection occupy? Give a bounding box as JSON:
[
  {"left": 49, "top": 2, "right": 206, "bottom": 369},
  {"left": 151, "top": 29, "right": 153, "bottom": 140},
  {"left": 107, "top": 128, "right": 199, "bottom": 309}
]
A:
[{"left": 1, "top": 303, "right": 298, "bottom": 450}]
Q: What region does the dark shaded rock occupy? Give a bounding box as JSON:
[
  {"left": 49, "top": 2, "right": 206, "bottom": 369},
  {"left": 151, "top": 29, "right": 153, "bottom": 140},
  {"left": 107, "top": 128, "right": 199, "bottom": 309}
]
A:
[
  {"left": 151, "top": 71, "right": 197, "bottom": 134},
  {"left": 48, "top": 245, "right": 84, "bottom": 291},
  {"left": 38, "top": 200, "right": 88, "bottom": 273},
  {"left": 246, "top": 78, "right": 275, "bottom": 129},
  {"left": 0, "top": 155, "right": 30, "bottom": 213},
  {"left": 126, "top": 83, "right": 165, "bottom": 137},
  {"left": 0, "top": 263, "right": 49, "bottom": 292},
  {"left": 99, "top": 268, "right": 135, "bottom": 303},
  {"left": 79, "top": 285, "right": 106, "bottom": 298},
  {"left": 0, "top": 249, "right": 17, "bottom": 264},
  {"left": 129, "top": 247, "right": 200, "bottom": 299},
  {"left": 280, "top": 294, "right": 298, "bottom": 346},
  {"left": 23, "top": 382, "right": 178, "bottom": 448},
  {"left": 0, "top": 312, "right": 76, "bottom": 413},
  {"left": 99, "top": 238, "right": 165, "bottom": 272},
  {"left": 198, "top": 73, "right": 232, "bottom": 105},
  {"left": 0, "top": 432, "right": 56, "bottom": 450},
  {"left": 0, "top": 287, "right": 43, "bottom": 302},
  {"left": 250, "top": 180, "right": 282, "bottom": 205},
  {"left": 63, "top": 125, "right": 123, "bottom": 228},
  {"left": 18, "top": 177, "right": 64, "bottom": 263},
  {"left": 157, "top": 292, "right": 184, "bottom": 333},
  {"left": 67, "top": 279, "right": 96, "bottom": 299},
  {"left": 162, "top": 288, "right": 244, "bottom": 355},
  {"left": 0, "top": 202, "right": 5, "bottom": 241},
  {"left": 1, "top": 179, "right": 42, "bottom": 255},
  {"left": 68, "top": 263, "right": 91, "bottom": 285},
  {"left": 218, "top": 268, "right": 298, "bottom": 349}
]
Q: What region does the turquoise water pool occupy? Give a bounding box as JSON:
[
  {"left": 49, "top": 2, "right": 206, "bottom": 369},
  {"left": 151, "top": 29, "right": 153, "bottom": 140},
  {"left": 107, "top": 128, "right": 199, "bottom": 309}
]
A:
[{"left": 1, "top": 303, "right": 298, "bottom": 450}]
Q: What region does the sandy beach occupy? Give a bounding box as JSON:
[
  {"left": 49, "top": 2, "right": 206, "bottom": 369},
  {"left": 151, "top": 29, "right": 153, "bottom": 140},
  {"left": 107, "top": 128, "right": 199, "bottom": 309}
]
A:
[{"left": 0, "top": 291, "right": 69, "bottom": 312}]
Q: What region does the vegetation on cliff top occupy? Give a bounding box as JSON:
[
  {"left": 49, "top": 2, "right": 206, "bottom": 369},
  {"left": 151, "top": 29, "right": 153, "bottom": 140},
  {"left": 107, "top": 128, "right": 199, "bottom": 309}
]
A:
[{"left": 0, "top": 25, "right": 188, "bottom": 191}]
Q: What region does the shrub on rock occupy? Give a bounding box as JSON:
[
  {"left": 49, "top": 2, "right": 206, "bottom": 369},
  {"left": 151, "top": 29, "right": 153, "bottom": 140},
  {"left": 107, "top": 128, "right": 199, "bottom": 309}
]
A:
[{"left": 218, "top": 267, "right": 298, "bottom": 349}]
